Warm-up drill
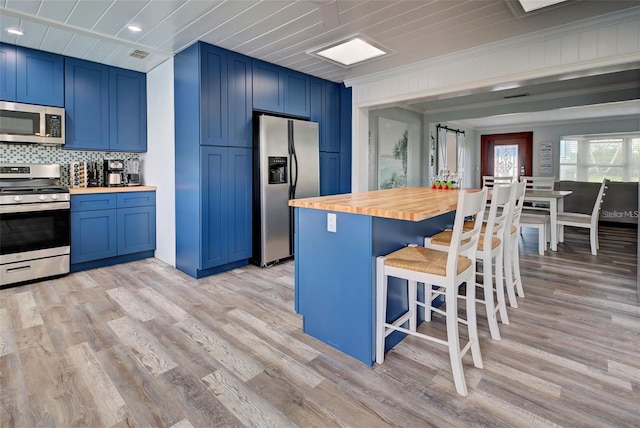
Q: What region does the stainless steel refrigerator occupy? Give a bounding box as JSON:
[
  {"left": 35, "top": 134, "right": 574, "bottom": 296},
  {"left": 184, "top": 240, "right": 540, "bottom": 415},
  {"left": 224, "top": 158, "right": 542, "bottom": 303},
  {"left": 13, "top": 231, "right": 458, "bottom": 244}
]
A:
[{"left": 253, "top": 115, "right": 319, "bottom": 267}]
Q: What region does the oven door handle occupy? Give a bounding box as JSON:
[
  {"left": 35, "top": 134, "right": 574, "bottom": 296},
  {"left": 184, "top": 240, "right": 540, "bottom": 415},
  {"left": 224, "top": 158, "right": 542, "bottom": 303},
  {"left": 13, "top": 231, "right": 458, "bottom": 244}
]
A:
[{"left": 0, "top": 201, "right": 70, "bottom": 214}]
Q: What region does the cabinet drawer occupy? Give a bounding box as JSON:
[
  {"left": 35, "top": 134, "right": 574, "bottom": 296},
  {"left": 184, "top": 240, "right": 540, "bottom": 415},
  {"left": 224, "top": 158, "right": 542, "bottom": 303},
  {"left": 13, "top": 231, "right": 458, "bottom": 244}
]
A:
[
  {"left": 71, "top": 194, "right": 117, "bottom": 212},
  {"left": 117, "top": 191, "right": 155, "bottom": 208}
]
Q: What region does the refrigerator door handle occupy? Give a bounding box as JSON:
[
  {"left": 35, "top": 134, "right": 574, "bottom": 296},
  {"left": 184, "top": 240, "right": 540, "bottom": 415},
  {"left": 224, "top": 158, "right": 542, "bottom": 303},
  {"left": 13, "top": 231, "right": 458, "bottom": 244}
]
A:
[{"left": 288, "top": 120, "right": 299, "bottom": 199}]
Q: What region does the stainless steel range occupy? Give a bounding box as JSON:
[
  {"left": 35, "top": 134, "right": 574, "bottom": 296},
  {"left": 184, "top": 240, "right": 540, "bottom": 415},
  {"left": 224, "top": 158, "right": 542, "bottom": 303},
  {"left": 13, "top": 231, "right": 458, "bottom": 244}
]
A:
[{"left": 0, "top": 164, "right": 70, "bottom": 286}]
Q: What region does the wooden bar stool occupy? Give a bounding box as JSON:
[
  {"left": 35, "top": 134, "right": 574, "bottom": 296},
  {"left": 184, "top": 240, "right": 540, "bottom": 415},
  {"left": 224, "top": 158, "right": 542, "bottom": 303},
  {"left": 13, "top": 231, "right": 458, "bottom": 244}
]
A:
[
  {"left": 375, "top": 188, "right": 487, "bottom": 397},
  {"left": 424, "top": 183, "right": 515, "bottom": 341}
]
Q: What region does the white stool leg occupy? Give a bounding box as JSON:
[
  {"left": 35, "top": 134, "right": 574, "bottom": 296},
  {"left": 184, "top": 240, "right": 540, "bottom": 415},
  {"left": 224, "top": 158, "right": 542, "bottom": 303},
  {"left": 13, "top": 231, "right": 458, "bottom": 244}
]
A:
[
  {"left": 466, "top": 273, "right": 483, "bottom": 370},
  {"left": 558, "top": 224, "right": 565, "bottom": 243},
  {"left": 408, "top": 280, "right": 417, "bottom": 332},
  {"left": 375, "top": 257, "right": 387, "bottom": 364},
  {"left": 424, "top": 283, "right": 432, "bottom": 322},
  {"left": 445, "top": 283, "right": 467, "bottom": 396},
  {"left": 482, "top": 253, "right": 501, "bottom": 341},
  {"left": 505, "top": 233, "right": 519, "bottom": 308},
  {"left": 495, "top": 245, "right": 509, "bottom": 325},
  {"left": 513, "top": 239, "right": 524, "bottom": 298}
]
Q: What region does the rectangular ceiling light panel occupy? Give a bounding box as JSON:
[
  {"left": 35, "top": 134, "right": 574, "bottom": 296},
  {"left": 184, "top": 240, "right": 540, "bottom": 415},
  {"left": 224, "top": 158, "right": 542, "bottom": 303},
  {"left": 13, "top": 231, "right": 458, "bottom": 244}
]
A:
[
  {"left": 314, "top": 37, "right": 386, "bottom": 67},
  {"left": 518, "top": 0, "right": 568, "bottom": 12}
]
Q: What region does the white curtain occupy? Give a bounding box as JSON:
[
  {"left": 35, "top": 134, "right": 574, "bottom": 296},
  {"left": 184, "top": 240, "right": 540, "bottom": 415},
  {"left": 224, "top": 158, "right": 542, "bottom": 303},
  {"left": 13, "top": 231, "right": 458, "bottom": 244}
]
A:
[
  {"left": 456, "top": 132, "right": 466, "bottom": 187},
  {"left": 437, "top": 126, "right": 447, "bottom": 174}
]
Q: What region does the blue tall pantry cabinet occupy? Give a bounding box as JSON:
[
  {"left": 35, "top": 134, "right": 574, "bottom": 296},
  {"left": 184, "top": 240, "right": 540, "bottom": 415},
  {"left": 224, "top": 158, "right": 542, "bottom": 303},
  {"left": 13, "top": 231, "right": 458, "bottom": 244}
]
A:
[{"left": 175, "top": 42, "right": 253, "bottom": 278}]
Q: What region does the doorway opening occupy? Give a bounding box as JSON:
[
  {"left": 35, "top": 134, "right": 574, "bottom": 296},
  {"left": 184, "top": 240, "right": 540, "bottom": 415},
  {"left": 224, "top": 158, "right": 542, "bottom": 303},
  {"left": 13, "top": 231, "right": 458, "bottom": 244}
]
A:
[{"left": 481, "top": 132, "right": 533, "bottom": 179}]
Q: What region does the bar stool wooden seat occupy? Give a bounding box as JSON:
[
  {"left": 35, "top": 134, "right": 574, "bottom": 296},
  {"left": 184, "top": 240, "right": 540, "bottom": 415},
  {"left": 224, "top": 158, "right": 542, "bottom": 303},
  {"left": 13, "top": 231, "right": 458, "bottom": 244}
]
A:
[
  {"left": 424, "top": 183, "right": 515, "bottom": 341},
  {"left": 375, "top": 188, "right": 487, "bottom": 397}
]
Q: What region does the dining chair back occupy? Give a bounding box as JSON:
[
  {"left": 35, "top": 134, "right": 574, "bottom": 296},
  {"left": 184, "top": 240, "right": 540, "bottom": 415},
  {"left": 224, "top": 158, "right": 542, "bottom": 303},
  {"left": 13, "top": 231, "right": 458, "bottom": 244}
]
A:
[{"left": 482, "top": 176, "right": 514, "bottom": 188}]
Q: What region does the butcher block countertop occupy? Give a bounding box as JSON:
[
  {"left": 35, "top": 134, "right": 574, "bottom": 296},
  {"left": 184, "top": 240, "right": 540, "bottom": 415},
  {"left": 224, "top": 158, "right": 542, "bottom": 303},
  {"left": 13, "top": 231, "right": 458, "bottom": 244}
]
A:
[
  {"left": 70, "top": 186, "right": 157, "bottom": 194},
  {"left": 289, "top": 187, "right": 465, "bottom": 221}
]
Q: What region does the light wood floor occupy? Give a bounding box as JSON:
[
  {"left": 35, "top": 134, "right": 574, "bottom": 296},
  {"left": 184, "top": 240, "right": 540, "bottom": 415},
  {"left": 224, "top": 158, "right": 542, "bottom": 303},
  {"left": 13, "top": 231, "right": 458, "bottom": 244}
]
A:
[{"left": 1, "top": 226, "right": 638, "bottom": 427}]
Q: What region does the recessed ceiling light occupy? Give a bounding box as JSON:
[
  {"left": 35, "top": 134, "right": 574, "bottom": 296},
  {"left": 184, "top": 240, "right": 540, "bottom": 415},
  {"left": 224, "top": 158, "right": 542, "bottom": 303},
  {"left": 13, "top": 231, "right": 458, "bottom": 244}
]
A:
[
  {"left": 127, "top": 24, "right": 143, "bottom": 33},
  {"left": 518, "top": 0, "right": 568, "bottom": 12},
  {"left": 311, "top": 37, "right": 387, "bottom": 67},
  {"left": 7, "top": 28, "right": 25, "bottom": 36}
]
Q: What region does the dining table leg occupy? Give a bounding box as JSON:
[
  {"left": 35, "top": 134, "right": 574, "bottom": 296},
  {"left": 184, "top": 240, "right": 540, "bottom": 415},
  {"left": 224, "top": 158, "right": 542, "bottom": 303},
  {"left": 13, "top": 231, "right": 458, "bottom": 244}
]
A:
[{"left": 550, "top": 198, "right": 558, "bottom": 251}]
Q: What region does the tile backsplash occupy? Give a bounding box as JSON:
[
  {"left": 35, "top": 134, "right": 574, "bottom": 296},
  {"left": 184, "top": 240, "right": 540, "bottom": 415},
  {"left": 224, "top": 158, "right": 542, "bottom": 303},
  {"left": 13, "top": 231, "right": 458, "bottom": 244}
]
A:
[{"left": 1, "top": 143, "right": 140, "bottom": 186}]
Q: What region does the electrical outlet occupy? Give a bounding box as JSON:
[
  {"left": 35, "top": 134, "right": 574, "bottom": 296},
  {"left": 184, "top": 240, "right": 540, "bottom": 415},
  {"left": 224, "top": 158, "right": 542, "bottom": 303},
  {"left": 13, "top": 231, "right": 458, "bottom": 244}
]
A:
[{"left": 327, "top": 213, "right": 337, "bottom": 233}]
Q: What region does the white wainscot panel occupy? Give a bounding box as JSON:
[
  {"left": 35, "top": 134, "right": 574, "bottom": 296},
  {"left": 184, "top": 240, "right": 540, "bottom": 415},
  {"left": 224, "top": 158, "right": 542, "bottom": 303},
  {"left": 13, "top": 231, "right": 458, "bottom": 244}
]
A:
[
  {"left": 598, "top": 25, "right": 619, "bottom": 57},
  {"left": 560, "top": 34, "right": 580, "bottom": 64},
  {"left": 578, "top": 30, "right": 599, "bottom": 60},
  {"left": 616, "top": 20, "right": 639, "bottom": 54},
  {"left": 544, "top": 39, "right": 563, "bottom": 68}
]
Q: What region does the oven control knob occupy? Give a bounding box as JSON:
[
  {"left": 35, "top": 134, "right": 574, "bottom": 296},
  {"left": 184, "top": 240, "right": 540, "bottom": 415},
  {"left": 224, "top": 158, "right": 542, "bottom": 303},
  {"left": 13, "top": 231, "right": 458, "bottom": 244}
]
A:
[
  {"left": 39, "top": 195, "right": 47, "bottom": 201},
  {"left": 51, "top": 194, "right": 59, "bottom": 200},
  {"left": 14, "top": 195, "right": 23, "bottom": 202}
]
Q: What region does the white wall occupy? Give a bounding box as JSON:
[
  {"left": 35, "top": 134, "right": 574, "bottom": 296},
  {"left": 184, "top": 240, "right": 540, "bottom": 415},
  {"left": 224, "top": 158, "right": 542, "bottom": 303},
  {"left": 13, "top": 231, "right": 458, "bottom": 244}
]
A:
[
  {"left": 142, "top": 58, "right": 176, "bottom": 266},
  {"left": 368, "top": 108, "right": 424, "bottom": 190},
  {"left": 472, "top": 117, "right": 639, "bottom": 181},
  {"left": 345, "top": 10, "right": 640, "bottom": 192}
]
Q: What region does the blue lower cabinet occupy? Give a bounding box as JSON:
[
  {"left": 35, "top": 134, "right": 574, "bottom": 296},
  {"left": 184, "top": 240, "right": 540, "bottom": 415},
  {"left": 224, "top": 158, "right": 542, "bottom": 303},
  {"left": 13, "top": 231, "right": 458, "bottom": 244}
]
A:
[
  {"left": 71, "top": 210, "right": 117, "bottom": 263},
  {"left": 117, "top": 206, "right": 156, "bottom": 255},
  {"left": 71, "top": 191, "right": 156, "bottom": 271}
]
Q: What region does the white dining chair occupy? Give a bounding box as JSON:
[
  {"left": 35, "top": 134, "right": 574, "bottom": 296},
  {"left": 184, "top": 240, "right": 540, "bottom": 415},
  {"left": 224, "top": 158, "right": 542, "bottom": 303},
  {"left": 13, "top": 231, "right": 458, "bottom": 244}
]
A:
[
  {"left": 557, "top": 179, "right": 608, "bottom": 255},
  {"left": 504, "top": 179, "right": 527, "bottom": 308}
]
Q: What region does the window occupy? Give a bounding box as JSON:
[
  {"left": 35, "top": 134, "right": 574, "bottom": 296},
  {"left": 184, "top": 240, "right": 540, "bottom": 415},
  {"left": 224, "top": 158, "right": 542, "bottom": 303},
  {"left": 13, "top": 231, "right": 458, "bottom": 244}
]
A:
[{"left": 559, "top": 133, "right": 639, "bottom": 182}]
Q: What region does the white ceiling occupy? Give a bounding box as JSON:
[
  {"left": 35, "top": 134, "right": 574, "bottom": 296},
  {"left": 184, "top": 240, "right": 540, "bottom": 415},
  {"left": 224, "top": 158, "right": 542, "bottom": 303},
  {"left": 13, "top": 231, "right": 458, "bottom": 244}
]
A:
[{"left": 1, "top": 0, "right": 639, "bottom": 127}]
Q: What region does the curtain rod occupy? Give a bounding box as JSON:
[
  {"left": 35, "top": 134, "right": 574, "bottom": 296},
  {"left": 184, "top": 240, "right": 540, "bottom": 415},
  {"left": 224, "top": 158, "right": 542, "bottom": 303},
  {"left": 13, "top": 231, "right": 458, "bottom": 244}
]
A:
[{"left": 437, "top": 124, "right": 465, "bottom": 135}]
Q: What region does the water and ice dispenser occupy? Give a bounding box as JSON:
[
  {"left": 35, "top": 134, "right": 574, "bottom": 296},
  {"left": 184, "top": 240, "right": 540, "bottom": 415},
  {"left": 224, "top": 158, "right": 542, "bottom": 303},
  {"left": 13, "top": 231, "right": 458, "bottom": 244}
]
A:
[{"left": 268, "top": 156, "right": 288, "bottom": 184}]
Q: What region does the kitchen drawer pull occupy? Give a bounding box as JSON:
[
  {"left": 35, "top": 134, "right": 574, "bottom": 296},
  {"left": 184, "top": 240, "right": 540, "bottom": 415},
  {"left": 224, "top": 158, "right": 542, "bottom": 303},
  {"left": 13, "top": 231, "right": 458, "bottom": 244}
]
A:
[{"left": 7, "top": 265, "right": 31, "bottom": 273}]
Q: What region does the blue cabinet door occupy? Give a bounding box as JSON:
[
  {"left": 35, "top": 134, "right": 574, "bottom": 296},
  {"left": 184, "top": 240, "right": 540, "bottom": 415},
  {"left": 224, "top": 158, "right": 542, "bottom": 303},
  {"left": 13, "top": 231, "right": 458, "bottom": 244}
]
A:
[
  {"left": 252, "top": 60, "right": 284, "bottom": 113},
  {"left": 228, "top": 52, "right": 252, "bottom": 147},
  {"left": 228, "top": 147, "right": 252, "bottom": 262},
  {"left": 284, "top": 70, "right": 310, "bottom": 117},
  {"left": 310, "top": 78, "right": 323, "bottom": 124},
  {"left": 320, "top": 152, "right": 340, "bottom": 196},
  {"left": 16, "top": 46, "right": 64, "bottom": 107},
  {"left": 201, "top": 146, "right": 229, "bottom": 269},
  {"left": 323, "top": 82, "right": 340, "bottom": 152},
  {"left": 311, "top": 78, "right": 340, "bottom": 152},
  {"left": 109, "top": 67, "right": 147, "bottom": 152},
  {"left": 201, "top": 45, "right": 228, "bottom": 146},
  {"left": 0, "top": 43, "right": 16, "bottom": 101},
  {"left": 71, "top": 210, "right": 117, "bottom": 263},
  {"left": 64, "top": 58, "right": 110, "bottom": 150},
  {"left": 117, "top": 206, "right": 156, "bottom": 255}
]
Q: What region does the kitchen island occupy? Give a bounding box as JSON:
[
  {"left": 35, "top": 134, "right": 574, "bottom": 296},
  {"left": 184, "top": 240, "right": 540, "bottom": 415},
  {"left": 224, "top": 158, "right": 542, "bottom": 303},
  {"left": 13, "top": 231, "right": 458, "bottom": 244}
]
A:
[{"left": 289, "top": 187, "right": 460, "bottom": 365}]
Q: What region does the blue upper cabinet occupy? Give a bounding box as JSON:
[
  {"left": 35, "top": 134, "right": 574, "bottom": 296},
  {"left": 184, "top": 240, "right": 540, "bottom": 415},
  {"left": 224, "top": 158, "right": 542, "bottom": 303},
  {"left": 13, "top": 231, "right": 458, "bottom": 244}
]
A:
[
  {"left": 201, "top": 45, "right": 228, "bottom": 146},
  {"left": 64, "top": 58, "right": 110, "bottom": 150},
  {"left": 16, "top": 46, "right": 64, "bottom": 107},
  {"left": 109, "top": 67, "right": 147, "bottom": 152},
  {"left": 311, "top": 78, "right": 340, "bottom": 153},
  {"left": 0, "top": 43, "right": 17, "bottom": 101},
  {"left": 283, "top": 70, "right": 310, "bottom": 117},
  {"left": 64, "top": 58, "right": 146, "bottom": 152},
  {"left": 252, "top": 60, "right": 284, "bottom": 113},
  {"left": 228, "top": 53, "right": 252, "bottom": 147}
]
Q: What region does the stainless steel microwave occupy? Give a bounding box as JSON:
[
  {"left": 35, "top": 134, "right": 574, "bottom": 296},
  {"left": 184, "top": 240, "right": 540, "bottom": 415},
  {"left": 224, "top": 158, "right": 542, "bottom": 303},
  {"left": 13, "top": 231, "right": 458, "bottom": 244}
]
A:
[{"left": 0, "top": 101, "right": 65, "bottom": 145}]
